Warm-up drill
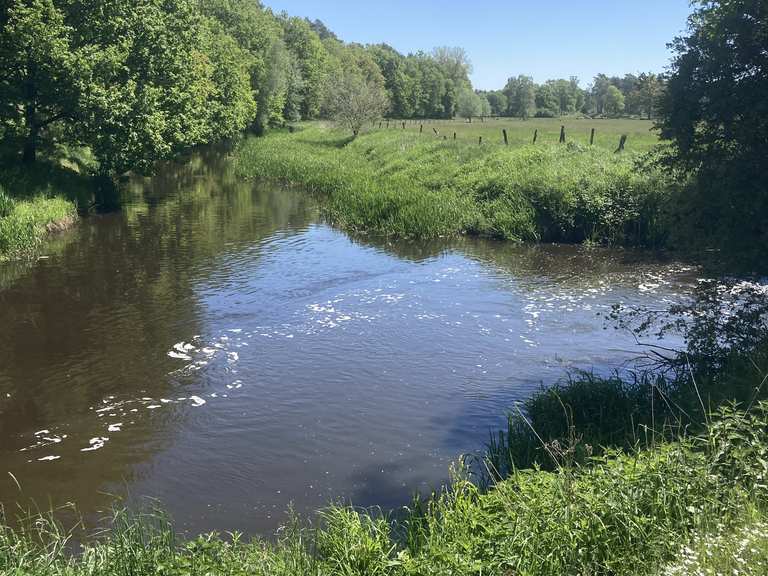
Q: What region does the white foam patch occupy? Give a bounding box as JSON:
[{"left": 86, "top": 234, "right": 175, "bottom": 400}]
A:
[
  {"left": 38, "top": 456, "right": 60, "bottom": 462},
  {"left": 108, "top": 423, "right": 123, "bottom": 432},
  {"left": 81, "top": 437, "right": 109, "bottom": 452},
  {"left": 190, "top": 396, "right": 206, "bottom": 407}
]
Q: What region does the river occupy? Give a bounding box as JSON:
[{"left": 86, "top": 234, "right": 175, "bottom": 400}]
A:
[{"left": 0, "top": 146, "right": 698, "bottom": 536}]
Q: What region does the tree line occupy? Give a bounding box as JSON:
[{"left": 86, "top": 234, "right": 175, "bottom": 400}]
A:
[
  {"left": 0, "top": 0, "right": 479, "bottom": 176},
  {"left": 476, "top": 72, "right": 664, "bottom": 120}
]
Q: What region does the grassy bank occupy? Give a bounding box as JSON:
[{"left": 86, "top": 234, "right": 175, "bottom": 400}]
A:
[
  {"left": 235, "top": 122, "right": 675, "bottom": 247},
  {"left": 0, "top": 160, "right": 92, "bottom": 260},
  {"left": 0, "top": 187, "right": 77, "bottom": 260}
]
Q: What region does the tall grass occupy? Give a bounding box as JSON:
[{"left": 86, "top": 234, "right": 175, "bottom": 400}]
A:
[
  {"left": 235, "top": 124, "right": 676, "bottom": 247},
  {"left": 0, "top": 185, "right": 77, "bottom": 260}
]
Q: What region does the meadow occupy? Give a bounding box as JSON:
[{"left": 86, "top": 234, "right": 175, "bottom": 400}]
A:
[
  {"left": 376, "top": 117, "right": 659, "bottom": 152},
  {"left": 235, "top": 119, "right": 675, "bottom": 248}
]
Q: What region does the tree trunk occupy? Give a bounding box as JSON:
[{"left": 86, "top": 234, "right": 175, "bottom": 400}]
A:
[
  {"left": 23, "top": 76, "right": 37, "bottom": 165},
  {"left": 22, "top": 133, "right": 37, "bottom": 165}
]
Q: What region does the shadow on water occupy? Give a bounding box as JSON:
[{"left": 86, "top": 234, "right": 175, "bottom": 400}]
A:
[{"left": 0, "top": 145, "right": 318, "bottom": 531}]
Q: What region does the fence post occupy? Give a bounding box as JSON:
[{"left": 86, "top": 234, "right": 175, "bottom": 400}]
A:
[
  {"left": 590, "top": 128, "right": 595, "bottom": 146},
  {"left": 503, "top": 129, "right": 508, "bottom": 146},
  {"left": 453, "top": 132, "right": 457, "bottom": 140},
  {"left": 402, "top": 122, "right": 406, "bottom": 130},
  {"left": 433, "top": 128, "right": 439, "bottom": 136},
  {"left": 559, "top": 125, "right": 566, "bottom": 144},
  {"left": 616, "top": 135, "right": 627, "bottom": 153},
  {"left": 479, "top": 136, "right": 482, "bottom": 145},
  {"left": 379, "top": 122, "right": 382, "bottom": 129},
  {"left": 420, "top": 124, "right": 423, "bottom": 134},
  {"left": 533, "top": 129, "right": 538, "bottom": 144}
]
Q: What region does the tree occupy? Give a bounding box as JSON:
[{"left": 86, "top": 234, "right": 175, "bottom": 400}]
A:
[
  {"left": 430, "top": 46, "right": 472, "bottom": 87},
  {"left": 456, "top": 87, "right": 482, "bottom": 118},
  {"left": 637, "top": 72, "right": 662, "bottom": 120},
  {"left": 535, "top": 83, "right": 559, "bottom": 117},
  {"left": 484, "top": 90, "right": 507, "bottom": 116},
  {"left": 282, "top": 16, "right": 330, "bottom": 119},
  {"left": 513, "top": 76, "right": 536, "bottom": 120},
  {"left": 658, "top": 0, "right": 768, "bottom": 266},
  {"left": 74, "top": 0, "right": 221, "bottom": 175},
  {"left": 0, "top": 0, "right": 85, "bottom": 164},
  {"left": 325, "top": 68, "right": 389, "bottom": 136},
  {"left": 605, "top": 85, "right": 625, "bottom": 117}
]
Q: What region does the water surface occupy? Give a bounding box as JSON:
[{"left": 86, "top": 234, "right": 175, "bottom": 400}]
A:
[{"left": 0, "top": 147, "right": 698, "bottom": 535}]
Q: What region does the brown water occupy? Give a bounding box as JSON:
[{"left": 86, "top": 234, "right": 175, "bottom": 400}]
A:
[{"left": 0, "top": 147, "right": 698, "bottom": 536}]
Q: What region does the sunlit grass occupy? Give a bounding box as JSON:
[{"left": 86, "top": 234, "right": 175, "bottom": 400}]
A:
[
  {"left": 236, "top": 122, "right": 675, "bottom": 247},
  {"left": 0, "top": 186, "right": 77, "bottom": 260}
]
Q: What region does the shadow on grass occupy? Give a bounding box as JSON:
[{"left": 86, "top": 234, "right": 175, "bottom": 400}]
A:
[{"left": 0, "top": 161, "right": 97, "bottom": 210}]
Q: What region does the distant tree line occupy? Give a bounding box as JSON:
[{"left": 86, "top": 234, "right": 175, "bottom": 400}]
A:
[{"left": 477, "top": 72, "right": 664, "bottom": 120}]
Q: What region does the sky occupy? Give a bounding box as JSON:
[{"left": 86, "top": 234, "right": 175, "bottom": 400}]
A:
[{"left": 262, "top": 0, "right": 693, "bottom": 90}]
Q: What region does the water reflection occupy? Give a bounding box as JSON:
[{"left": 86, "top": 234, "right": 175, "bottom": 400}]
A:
[{"left": 0, "top": 144, "right": 698, "bottom": 536}]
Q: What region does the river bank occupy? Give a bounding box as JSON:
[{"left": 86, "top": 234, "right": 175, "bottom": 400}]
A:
[
  {"left": 0, "top": 190, "right": 78, "bottom": 261},
  {"left": 235, "top": 123, "right": 677, "bottom": 248}
]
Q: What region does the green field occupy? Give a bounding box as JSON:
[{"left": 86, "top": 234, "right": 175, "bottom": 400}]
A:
[
  {"left": 236, "top": 121, "right": 673, "bottom": 247},
  {"left": 373, "top": 117, "right": 660, "bottom": 152}
]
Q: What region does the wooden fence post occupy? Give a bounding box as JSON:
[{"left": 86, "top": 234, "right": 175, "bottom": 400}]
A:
[
  {"left": 590, "top": 128, "right": 595, "bottom": 146},
  {"left": 420, "top": 124, "right": 423, "bottom": 134},
  {"left": 533, "top": 129, "right": 538, "bottom": 144},
  {"left": 503, "top": 129, "right": 508, "bottom": 146},
  {"left": 560, "top": 125, "right": 566, "bottom": 144},
  {"left": 379, "top": 122, "right": 382, "bottom": 129},
  {"left": 402, "top": 122, "right": 406, "bottom": 130},
  {"left": 453, "top": 132, "right": 457, "bottom": 140},
  {"left": 616, "top": 135, "right": 627, "bottom": 153},
  {"left": 479, "top": 136, "right": 482, "bottom": 145}
]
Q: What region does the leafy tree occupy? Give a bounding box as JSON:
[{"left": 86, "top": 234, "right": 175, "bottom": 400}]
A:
[
  {"left": 325, "top": 67, "right": 389, "bottom": 136},
  {"left": 535, "top": 83, "right": 559, "bottom": 117},
  {"left": 0, "top": 0, "right": 85, "bottom": 164},
  {"left": 74, "top": 0, "right": 218, "bottom": 175},
  {"left": 637, "top": 72, "right": 662, "bottom": 120},
  {"left": 505, "top": 75, "right": 536, "bottom": 119},
  {"left": 281, "top": 16, "right": 330, "bottom": 119},
  {"left": 456, "top": 88, "right": 482, "bottom": 118},
  {"left": 431, "top": 46, "right": 472, "bottom": 88},
  {"left": 658, "top": 0, "right": 768, "bottom": 268},
  {"left": 200, "top": 19, "right": 257, "bottom": 139},
  {"left": 483, "top": 90, "right": 508, "bottom": 116},
  {"left": 605, "top": 85, "right": 625, "bottom": 117}
]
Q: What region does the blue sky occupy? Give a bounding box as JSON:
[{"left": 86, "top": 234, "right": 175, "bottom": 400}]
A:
[{"left": 263, "top": 0, "right": 693, "bottom": 90}]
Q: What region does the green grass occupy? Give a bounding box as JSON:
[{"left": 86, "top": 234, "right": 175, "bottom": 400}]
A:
[
  {"left": 0, "top": 186, "right": 77, "bottom": 260},
  {"left": 235, "top": 122, "right": 675, "bottom": 247},
  {"left": 0, "top": 160, "right": 89, "bottom": 260},
  {"left": 382, "top": 117, "right": 660, "bottom": 152}
]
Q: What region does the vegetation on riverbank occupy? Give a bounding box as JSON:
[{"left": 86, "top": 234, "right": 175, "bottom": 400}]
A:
[
  {"left": 236, "top": 121, "right": 675, "bottom": 247},
  {"left": 0, "top": 186, "right": 77, "bottom": 260}
]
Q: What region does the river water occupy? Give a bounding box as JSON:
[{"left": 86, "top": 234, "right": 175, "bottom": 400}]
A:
[{"left": 0, "top": 147, "right": 698, "bottom": 536}]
